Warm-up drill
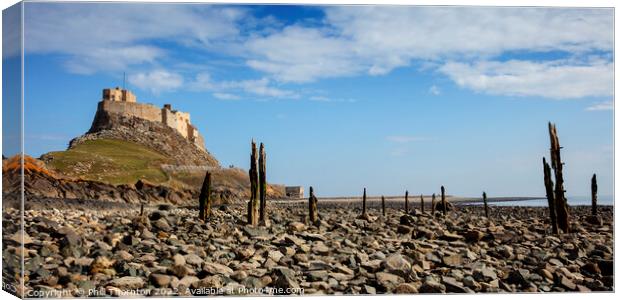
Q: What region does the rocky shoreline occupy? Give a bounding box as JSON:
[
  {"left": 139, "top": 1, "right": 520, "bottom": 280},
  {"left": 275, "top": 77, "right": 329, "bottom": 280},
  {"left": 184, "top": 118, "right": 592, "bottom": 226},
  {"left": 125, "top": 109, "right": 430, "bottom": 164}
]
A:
[{"left": 2, "top": 201, "right": 614, "bottom": 297}]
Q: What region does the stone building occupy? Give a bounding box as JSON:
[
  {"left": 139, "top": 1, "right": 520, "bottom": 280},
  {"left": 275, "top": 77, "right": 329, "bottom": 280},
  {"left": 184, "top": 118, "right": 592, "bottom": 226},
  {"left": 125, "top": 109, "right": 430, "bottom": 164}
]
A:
[
  {"left": 285, "top": 186, "right": 304, "bottom": 199},
  {"left": 99, "top": 87, "right": 205, "bottom": 151},
  {"left": 103, "top": 87, "right": 136, "bottom": 102}
]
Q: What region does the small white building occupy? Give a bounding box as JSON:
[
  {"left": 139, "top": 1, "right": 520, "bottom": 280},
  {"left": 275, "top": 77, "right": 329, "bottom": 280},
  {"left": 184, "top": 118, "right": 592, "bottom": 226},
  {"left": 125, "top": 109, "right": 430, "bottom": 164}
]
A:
[{"left": 285, "top": 186, "right": 304, "bottom": 199}]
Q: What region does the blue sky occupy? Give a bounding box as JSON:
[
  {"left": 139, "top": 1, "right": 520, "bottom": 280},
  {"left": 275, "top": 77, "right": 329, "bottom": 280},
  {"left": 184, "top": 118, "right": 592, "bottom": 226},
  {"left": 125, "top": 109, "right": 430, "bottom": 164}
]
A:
[{"left": 4, "top": 3, "right": 614, "bottom": 197}]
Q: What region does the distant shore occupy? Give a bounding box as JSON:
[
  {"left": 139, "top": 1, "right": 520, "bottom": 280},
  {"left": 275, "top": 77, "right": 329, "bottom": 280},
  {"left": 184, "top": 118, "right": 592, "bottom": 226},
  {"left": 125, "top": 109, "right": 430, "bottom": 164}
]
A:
[{"left": 273, "top": 195, "right": 544, "bottom": 204}]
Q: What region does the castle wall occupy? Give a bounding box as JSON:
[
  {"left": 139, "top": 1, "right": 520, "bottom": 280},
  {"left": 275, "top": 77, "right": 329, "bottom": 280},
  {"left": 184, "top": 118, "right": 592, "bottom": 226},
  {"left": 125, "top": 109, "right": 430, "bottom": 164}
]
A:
[
  {"left": 122, "top": 90, "right": 136, "bottom": 102},
  {"left": 175, "top": 111, "right": 190, "bottom": 139},
  {"left": 100, "top": 100, "right": 161, "bottom": 123},
  {"left": 98, "top": 89, "right": 206, "bottom": 151},
  {"left": 162, "top": 109, "right": 178, "bottom": 132},
  {"left": 161, "top": 108, "right": 192, "bottom": 139},
  {"left": 187, "top": 125, "right": 205, "bottom": 151}
]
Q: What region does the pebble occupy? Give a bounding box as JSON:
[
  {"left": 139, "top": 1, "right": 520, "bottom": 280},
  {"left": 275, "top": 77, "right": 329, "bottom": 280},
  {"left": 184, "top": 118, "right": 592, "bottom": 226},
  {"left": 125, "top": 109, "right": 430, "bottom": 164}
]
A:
[
  {"left": 108, "top": 276, "right": 144, "bottom": 289},
  {"left": 382, "top": 254, "right": 411, "bottom": 276},
  {"left": 150, "top": 273, "right": 172, "bottom": 287}
]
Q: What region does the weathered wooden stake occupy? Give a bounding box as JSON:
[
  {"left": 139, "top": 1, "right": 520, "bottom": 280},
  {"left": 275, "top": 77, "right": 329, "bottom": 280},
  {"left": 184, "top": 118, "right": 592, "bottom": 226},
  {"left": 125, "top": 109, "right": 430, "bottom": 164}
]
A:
[
  {"left": 483, "top": 191, "right": 489, "bottom": 219},
  {"left": 548, "top": 122, "right": 569, "bottom": 233},
  {"left": 591, "top": 173, "right": 598, "bottom": 216},
  {"left": 431, "top": 193, "right": 436, "bottom": 215},
  {"left": 420, "top": 194, "right": 424, "bottom": 214},
  {"left": 405, "top": 190, "right": 409, "bottom": 213},
  {"left": 381, "top": 196, "right": 386, "bottom": 216},
  {"left": 361, "top": 188, "right": 367, "bottom": 217},
  {"left": 309, "top": 186, "right": 318, "bottom": 224},
  {"left": 441, "top": 186, "right": 447, "bottom": 216},
  {"left": 248, "top": 140, "right": 260, "bottom": 226},
  {"left": 543, "top": 157, "right": 558, "bottom": 234},
  {"left": 258, "top": 143, "right": 267, "bottom": 223},
  {"left": 198, "top": 171, "right": 212, "bottom": 221}
]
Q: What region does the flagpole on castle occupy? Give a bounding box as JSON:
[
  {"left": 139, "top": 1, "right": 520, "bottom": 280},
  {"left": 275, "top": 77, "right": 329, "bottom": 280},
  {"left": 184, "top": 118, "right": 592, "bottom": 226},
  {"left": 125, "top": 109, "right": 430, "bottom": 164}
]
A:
[{"left": 123, "top": 72, "right": 126, "bottom": 90}]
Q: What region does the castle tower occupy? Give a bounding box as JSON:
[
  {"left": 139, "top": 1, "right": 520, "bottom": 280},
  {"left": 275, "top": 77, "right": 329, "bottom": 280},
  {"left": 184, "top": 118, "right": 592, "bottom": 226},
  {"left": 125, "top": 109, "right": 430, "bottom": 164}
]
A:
[{"left": 102, "top": 87, "right": 136, "bottom": 102}]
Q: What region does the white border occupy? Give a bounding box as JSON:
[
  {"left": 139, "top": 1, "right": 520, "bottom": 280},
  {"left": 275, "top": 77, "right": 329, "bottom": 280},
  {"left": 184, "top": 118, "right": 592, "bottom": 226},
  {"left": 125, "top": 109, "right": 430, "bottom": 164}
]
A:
[{"left": 0, "top": 1, "right": 617, "bottom": 300}]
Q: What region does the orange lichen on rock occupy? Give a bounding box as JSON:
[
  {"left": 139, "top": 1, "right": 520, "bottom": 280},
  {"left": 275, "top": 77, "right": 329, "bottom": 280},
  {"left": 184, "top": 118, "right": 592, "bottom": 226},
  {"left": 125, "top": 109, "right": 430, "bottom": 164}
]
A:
[{"left": 2, "top": 155, "right": 55, "bottom": 177}]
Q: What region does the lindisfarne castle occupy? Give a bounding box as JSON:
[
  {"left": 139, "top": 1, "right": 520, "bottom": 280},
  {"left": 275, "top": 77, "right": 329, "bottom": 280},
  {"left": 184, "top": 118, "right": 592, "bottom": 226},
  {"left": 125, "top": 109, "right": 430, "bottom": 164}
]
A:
[{"left": 97, "top": 87, "right": 205, "bottom": 151}]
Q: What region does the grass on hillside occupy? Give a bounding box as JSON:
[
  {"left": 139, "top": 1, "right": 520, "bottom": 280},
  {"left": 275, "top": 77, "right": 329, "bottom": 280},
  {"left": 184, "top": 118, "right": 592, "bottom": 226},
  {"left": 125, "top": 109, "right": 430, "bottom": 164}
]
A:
[
  {"left": 44, "top": 139, "right": 171, "bottom": 185},
  {"left": 170, "top": 167, "right": 250, "bottom": 190},
  {"left": 42, "top": 139, "right": 274, "bottom": 196}
]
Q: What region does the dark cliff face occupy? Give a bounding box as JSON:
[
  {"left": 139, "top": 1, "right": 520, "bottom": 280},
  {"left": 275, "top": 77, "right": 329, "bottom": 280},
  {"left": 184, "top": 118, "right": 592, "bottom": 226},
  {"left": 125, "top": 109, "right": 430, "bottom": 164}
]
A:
[{"left": 76, "top": 107, "right": 219, "bottom": 167}]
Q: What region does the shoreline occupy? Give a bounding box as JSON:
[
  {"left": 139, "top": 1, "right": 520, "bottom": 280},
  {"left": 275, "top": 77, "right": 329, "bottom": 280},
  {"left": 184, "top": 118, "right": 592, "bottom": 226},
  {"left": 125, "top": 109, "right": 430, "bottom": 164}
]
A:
[{"left": 8, "top": 195, "right": 613, "bottom": 212}]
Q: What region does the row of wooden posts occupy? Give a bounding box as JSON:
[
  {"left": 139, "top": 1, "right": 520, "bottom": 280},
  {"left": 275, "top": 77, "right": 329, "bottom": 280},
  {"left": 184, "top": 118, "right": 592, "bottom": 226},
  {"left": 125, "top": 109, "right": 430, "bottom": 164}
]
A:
[
  {"left": 374, "top": 186, "right": 450, "bottom": 217},
  {"left": 197, "top": 140, "right": 268, "bottom": 225},
  {"left": 542, "top": 122, "right": 600, "bottom": 234},
  {"left": 195, "top": 123, "right": 600, "bottom": 234}
]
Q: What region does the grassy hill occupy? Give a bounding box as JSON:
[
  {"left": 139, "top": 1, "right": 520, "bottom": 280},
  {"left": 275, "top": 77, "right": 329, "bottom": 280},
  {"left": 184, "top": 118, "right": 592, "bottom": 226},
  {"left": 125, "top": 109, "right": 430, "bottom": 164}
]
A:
[
  {"left": 43, "top": 139, "right": 172, "bottom": 185},
  {"left": 42, "top": 138, "right": 284, "bottom": 198}
]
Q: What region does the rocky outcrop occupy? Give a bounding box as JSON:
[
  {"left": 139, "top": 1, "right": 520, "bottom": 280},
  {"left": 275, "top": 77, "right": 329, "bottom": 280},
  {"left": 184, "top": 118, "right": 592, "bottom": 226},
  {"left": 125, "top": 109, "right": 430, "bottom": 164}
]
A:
[
  {"left": 2, "top": 156, "right": 238, "bottom": 209},
  {"left": 72, "top": 109, "right": 219, "bottom": 167}
]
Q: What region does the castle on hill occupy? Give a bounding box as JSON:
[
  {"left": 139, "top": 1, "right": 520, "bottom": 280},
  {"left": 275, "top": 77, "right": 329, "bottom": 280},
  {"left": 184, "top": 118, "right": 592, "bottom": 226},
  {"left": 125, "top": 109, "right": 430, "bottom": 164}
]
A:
[{"left": 99, "top": 87, "right": 205, "bottom": 151}]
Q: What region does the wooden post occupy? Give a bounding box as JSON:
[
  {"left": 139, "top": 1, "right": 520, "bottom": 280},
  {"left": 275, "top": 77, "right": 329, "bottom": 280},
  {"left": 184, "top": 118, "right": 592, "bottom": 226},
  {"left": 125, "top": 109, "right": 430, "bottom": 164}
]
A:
[
  {"left": 548, "top": 123, "right": 569, "bottom": 233},
  {"left": 248, "top": 140, "right": 259, "bottom": 226},
  {"left": 441, "top": 186, "right": 447, "bottom": 216},
  {"left": 591, "top": 174, "right": 598, "bottom": 216},
  {"left": 420, "top": 194, "right": 424, "bottom": 214},
  {"left": 309, "top": 186, "right": 318, "bottom": 224},
  {"left": 431, "top": 193, "right": 436, "bottom": 215},
  {"left": 405, "top": 190, "right": 409, "bottom": 213},
  {"left": 259, "top": 143, "right": 267, "bottom": 223},
  {"left": 198, "top": 171, "right": 212, "bottom": 221},
  {"left": 381, "top": 196, "right": 386, "bottom": 216},
  {"left": 483, "top": 192, "right": 489, "bottom": 219},
  {"left": 543, "top": 157, "right": 558, "bottom": 234},
  {"left": 362, "top": 188, "right": 367, "bottom": 217}
]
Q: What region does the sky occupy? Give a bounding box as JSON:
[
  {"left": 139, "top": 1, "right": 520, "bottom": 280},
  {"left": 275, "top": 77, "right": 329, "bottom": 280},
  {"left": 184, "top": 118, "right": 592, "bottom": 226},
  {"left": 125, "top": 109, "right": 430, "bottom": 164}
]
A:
[{"left": 2, "top": 3, "right": 614, "bottom": 197}]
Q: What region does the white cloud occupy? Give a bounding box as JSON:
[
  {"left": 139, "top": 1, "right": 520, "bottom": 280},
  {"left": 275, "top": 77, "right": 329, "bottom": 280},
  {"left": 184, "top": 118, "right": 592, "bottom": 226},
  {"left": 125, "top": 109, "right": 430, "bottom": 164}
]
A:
[
  {"left": 233, "top": 78, "right": 298, "bottom": 98},
  {"left": 309, "top": 96, "right": 358, "bottom": 103},
  {"left": 243, "top": 7, "right": 612, "bottom": 83},
  {"left": 386, "top": 135, "right": 427, "bottom": 143},
  {"left": 128, "top": 70, "right": 183, "bottom": 94},
  {"left": 439, "top": 59, "right": 613, "bottom": 99},
  {"left": 64, "top": 46, "right": 163, "bottom": 75},
  {"left": 326, "top": 7, "right": 612, "bottom": 65},
  {"left": 586, "top": 101, "right": 613, "bottom": 111},
  {"left": 245, "top": 26, "right": 362, "bottom": 83},
  {"left": 310, "top": 96, "right": 330, "bottom": 102},
  {"left": 2, "top": 4, "right": 21, "bottom": 59},
  {"left": 23, "top": 5, "right": 613, "bottom": 100},
  {"left": 24, "top": 3, "right": 245, "bottom": 73},
  {"left": 189, "top": 72, "right": 298, "bottom": 99},
  {"left": 213, "top": 93, "right": 240, "bottom": 101},
  {"left": 428, "top": 85, "right": 441, "bottom": 95}
]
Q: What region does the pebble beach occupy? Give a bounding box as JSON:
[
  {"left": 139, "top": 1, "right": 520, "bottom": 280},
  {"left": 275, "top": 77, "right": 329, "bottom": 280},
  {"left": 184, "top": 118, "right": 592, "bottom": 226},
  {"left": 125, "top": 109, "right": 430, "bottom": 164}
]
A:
[{"left": 2, "top": 199, "right": 614, "bottom": 297}]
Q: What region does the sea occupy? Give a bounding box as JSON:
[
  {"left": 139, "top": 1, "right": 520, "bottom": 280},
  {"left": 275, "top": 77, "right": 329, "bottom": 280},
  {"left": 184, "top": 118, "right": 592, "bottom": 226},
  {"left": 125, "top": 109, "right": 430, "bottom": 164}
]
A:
[{"left": 490, "top": 195, "right": 614, "bottom": 207}]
